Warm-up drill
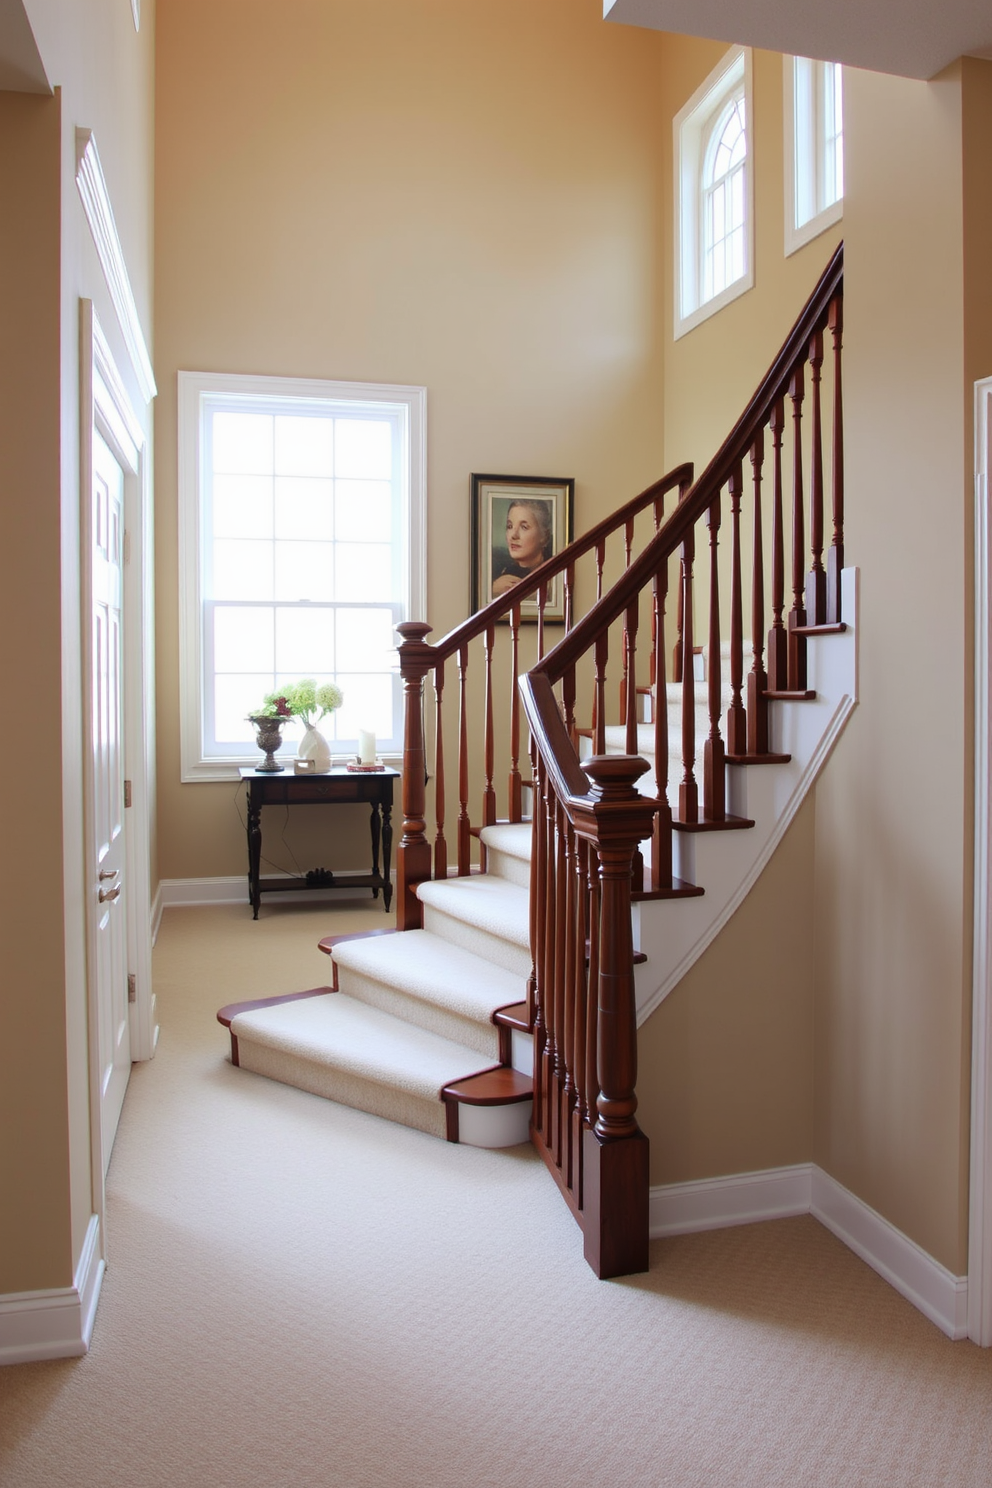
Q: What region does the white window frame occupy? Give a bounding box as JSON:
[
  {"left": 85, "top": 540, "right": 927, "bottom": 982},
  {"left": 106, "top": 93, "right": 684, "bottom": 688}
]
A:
[
  {"left": 784, "top": 56, "right": 844, "bottom": 257},
  {"left": 178, "top": 370, "right": 427, "bottom": 783},
  {"left": 674, "top": 45, "right": 754, "bottom": 340}
]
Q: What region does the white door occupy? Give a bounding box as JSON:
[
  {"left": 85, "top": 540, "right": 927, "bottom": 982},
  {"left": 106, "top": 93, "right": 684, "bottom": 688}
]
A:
[{"left": 89, "top": 428, "right": 131, "bottom": 1170}]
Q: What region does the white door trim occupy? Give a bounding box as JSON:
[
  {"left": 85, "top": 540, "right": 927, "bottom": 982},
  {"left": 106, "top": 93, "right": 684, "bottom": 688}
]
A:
[{"left": 970, "top": 376, "right": 992, "bottom": 1346}]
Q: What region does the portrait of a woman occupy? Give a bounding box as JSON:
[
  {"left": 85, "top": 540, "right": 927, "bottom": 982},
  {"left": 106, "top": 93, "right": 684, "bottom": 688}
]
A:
[
  {"left": 491, "top": 498, "right": 554, "bottom": 597},
  {"left": 471, "top": 474, "right": 574, "bottom": 619}
]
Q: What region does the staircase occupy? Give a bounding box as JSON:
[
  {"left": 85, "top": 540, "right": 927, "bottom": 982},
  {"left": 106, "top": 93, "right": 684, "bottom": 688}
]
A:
[
  {"left": 219, "top": 823, "right": 536, "bottom": 1148},
  {"left": 220, "top": 244, "right": 848, "bottom": 1283}
]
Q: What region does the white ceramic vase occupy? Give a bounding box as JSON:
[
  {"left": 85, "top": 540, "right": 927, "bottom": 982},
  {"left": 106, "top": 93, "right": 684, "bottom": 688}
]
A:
[{"left": 298, "top": 724, "right": 332, "bottom": 773}]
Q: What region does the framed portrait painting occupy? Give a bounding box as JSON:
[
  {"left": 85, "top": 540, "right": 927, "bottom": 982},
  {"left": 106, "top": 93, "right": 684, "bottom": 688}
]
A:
[{"left": 471, "top": 474, "right": 574, "bottom": 620}]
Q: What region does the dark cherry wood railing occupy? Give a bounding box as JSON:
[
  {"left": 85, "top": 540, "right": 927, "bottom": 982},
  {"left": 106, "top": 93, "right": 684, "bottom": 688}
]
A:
[
  {"left": 518, "top": 243, "right": 844, "bottom": 1276},
  {"left": 395, "top": 463, "right": 694, "bottom": 929}
]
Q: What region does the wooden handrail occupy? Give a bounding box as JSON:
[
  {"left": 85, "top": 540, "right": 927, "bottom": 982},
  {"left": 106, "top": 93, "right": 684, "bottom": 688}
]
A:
[{"left": 528, "top": 244, "right": 843, "bottom": 691}]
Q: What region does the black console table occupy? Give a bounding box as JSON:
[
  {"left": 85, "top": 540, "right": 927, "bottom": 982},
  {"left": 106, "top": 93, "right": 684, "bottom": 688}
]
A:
[{"left": 240, "top": 766, "right": 398, "bottom": 919}]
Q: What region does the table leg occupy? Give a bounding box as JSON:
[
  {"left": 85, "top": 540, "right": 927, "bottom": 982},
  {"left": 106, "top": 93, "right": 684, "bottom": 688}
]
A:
[
  {"left": 381, "top": 798, "right": 393, "bottom": 913},
  {"left": 246, "top": 789, "right": 262, "bottom": 919},
  {"left": 369, "top": 801, "right": 382, "bottom": 900}
]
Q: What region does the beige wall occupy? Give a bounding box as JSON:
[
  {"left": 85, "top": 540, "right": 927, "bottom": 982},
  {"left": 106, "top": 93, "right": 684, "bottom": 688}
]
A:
[
  {"left": 639, "top": 798, "right": 816, "bottom": 1183},
  {"left": 153, "top": 0, "right": 671, "bottom": 880},
  {"left": 813, "top": 65, "right": 973, "bottom": 1273},
  {"left": 0, "top": 88, "right": 72, "bottom": 1290},
  {"left": 0, "top": 0, "right": 155, "bottom": 1294}
]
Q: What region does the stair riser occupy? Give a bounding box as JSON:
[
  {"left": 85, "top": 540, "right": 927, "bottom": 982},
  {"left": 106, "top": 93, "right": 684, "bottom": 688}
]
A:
[
  {"left": 484, "top": 847, "right": 531, "bottom": 890},
  {"left": 421, "top": 904, "right": 532, "bottom": 980},
  {"left": 457, "top": 1099, "right": 533, "bottom": 1148},
  {"left": 237, "top": 1038, "right": 449, "bottom": 1140},
  {"left": 334, "top": 965, "right": 501, "bottom": 1061}
]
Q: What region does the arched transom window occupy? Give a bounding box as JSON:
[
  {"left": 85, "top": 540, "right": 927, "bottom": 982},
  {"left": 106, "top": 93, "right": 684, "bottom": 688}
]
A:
[
  {"left": 702, "top": 92, "right": 747, "bottom": 304},
  {"left": 675, "top": 46, "right": 754, "bottom": 338}
]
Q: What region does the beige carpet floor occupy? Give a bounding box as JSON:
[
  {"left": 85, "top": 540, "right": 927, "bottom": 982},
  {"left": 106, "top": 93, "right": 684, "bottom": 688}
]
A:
[{"left": 3, "top": 896, "right": 992, "bottom": 1486}]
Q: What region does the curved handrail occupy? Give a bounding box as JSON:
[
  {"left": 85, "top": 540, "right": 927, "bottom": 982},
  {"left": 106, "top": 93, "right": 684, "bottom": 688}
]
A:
[
  {"left": 526, "top": 243, "right": 843, "bottom": 696},
  {"left": 427, "top": 461, "right": 694, "bottom": 661}
]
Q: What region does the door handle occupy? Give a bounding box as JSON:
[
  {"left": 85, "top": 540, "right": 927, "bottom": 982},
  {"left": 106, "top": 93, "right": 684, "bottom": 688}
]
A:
[
  {"left": 99, "top": 868, "right": 119, "bottom": 881},
  {"left": 99, "top": 883, "right": 122, "bottom": 903}
]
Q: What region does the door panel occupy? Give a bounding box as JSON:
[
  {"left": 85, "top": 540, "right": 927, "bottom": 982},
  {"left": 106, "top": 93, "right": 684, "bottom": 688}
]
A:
[{"left": 91, "top": 429, "right": 130, "bottom": 1168}]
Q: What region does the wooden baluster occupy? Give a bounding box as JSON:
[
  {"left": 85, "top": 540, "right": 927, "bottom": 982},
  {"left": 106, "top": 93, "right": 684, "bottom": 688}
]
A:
[
  {"left": 433, "top": 660, "right": 448, "bottom": 881},
  {"left": 672, "top": 556, "right": 685, "bottom": 685},
  {"left": 395, "top": 622, "right": 434, "bottom": 930},
  {"left": 457, "top": 642, "right": 471, "bottom": 876},
  {"left": 564, "top": 560, "right": 575, "bottom": 634},
  {"left": 594, "top": 632, "right": 608, "bottom": 756},
  {"left": 552, "top": 796, "right": 568, "bottom": 1170},
  {"left": 575, "top": 756, "right": 653, "bottom": 1280},
  {"left": 805, "top": 329, "right": 827, "bottom": 625},
  {"left": 624, "top": 600, "right": 638, "bottom": 757},
  {"left": 624, "top": 514, "right": 635, "bottom": 570},
  {"left": 671, "top": 471, "right": 692, "bottom": 683},
  {"left": 767, "top": 399, "right": 788, "bottom": 691},
  {"left": 537, "top": 580, "right": 547, "bottom": 661},
  {"left": 508, "top": 603, "right": 522, "bottom": 822},
  {"left": 747, "top": 430, "right": 769, "bottom": 756},
  {"left": 528, "top": 750, "right": 545, "bottom": 1112},
  {"left": 788, "top": 363, "right": 808, "bottom": 691},
  {"left": 595, "top": 538, "right": 606, "bottom": 603},
  {"left": 584, "top": 845, "right": 601, "bottom": 1161},
  {"left": 562, "top": 663, "right": 577, "bottom": 748},
  {"left": 726, "top": 463, "right": 747, "bottom": 756},
  {"left": 541, "top": 771, "right": 559, "bottom": 1151},
  {"left": 652, "top": 558, "right": 673, "bottom": 889},
  {"left": 679, "top": 530, "right": 698, "bottom": 823},
  {"left": 703, "top": 495, "right": 725, "bottom": 821},
  {"left": 827, "top": 293, "right": 845, "bottom": 624},
  {"left": 482, "top": 622, "right": 496, "bottom": 831},
  {"left": 570, "top": 834, "right": 590, "bottom": 1207},
  {"left": 561, "top": 815, "right": 578, "bottom": 1190}
]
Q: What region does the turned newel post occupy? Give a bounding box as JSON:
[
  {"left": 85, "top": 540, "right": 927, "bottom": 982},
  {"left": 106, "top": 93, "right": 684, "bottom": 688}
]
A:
[
  {"left": 572, "top": 754, "right": 656, "bottom": 1279},
  {"left": 396, "top": 621, "right": 435, "bottom": 930}
]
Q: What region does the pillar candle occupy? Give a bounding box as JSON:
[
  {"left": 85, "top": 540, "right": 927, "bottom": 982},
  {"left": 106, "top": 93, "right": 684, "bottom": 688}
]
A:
[{"left": 358, "top": 729, "right": 376, "bottom": 765}]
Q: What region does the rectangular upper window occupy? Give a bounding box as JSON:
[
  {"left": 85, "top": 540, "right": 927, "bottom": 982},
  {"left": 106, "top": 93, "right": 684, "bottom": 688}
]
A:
[
  {"left": 785, "top": 56, "right": 844, "bottom": 255},
  {"left": 178, "top": 372, "right": 426, "bottom": 781},
  {"left": 674, "top": 46, "right": 754, "bottom": 339}
]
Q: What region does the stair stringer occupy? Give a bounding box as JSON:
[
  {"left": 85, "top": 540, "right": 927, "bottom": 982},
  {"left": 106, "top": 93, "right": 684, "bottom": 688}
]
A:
[{"left": 633, "top": 566, "right": 859, "bottom": 1025}]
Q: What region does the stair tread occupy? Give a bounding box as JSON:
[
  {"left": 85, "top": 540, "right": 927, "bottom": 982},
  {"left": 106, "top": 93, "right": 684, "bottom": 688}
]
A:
[
  {"left": 332, "top": 929, "right": 524, "bottom": 1024},
  {"left": 231, "top": 992, "right": 497, "bottom": 1099},
  {"left": 417, "top": 874, "right": 530, "bottom": 948}
]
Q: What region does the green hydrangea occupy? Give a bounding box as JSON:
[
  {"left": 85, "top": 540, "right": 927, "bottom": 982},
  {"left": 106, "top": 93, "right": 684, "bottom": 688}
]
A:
[{"left": 285, "top": 678, "right": 344, "bottom": 727}]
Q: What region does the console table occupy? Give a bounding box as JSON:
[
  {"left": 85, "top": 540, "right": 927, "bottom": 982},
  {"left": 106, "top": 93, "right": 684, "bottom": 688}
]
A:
[{"left": 240, "top": 766, "right": 398, "bottom": 919}]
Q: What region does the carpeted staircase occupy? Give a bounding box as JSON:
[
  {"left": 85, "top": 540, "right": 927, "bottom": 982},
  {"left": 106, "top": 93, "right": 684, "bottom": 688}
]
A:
[
  {"left": 219, "top": 603, "right": 856, "bottom": 1148},
  {"left": 219, "top": 822, "right": 536, "bottom": 1147}
]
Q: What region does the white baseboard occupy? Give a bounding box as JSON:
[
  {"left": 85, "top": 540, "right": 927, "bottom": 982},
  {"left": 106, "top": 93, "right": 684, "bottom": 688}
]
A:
[
  {"left": 810, "top": 1168, "right": 969, "bottom": 1341},
  {"left": 649, "top": 1163, "right": 968, "bottom": 1340},
  {"left": 0, "top": 1214, "right": 104, "bottom": 1365},
  {"left": 650, "top": 1163, "right": 811, "bottom": 1237},
  {"left": 158, "top": 870, "right": 393, "bottom": 912}
]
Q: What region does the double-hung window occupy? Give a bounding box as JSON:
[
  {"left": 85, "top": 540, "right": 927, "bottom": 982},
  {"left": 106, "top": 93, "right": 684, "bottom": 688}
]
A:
[
  {"left": 675, "top": 45, "right": 754, "bottom": 338},
  {"left": 178, "top": 372, "right": 426, "bottom": 781},
  {"left": 785, "top": 56, "right": 844, "bottom": 255}
]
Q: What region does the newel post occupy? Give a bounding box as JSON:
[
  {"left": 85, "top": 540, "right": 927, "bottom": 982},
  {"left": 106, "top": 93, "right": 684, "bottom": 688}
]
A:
[
  {"left": 572, "top": 755, "right": 656, "bottom": 1280},
  {"left": 396, "top": 622, "right": 435, "bottom": 930}
]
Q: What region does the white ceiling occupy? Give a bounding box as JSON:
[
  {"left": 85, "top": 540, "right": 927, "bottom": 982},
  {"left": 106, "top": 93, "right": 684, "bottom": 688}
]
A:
[{"left": 604, "top": 0, "right": 992, "bottom": 81}]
